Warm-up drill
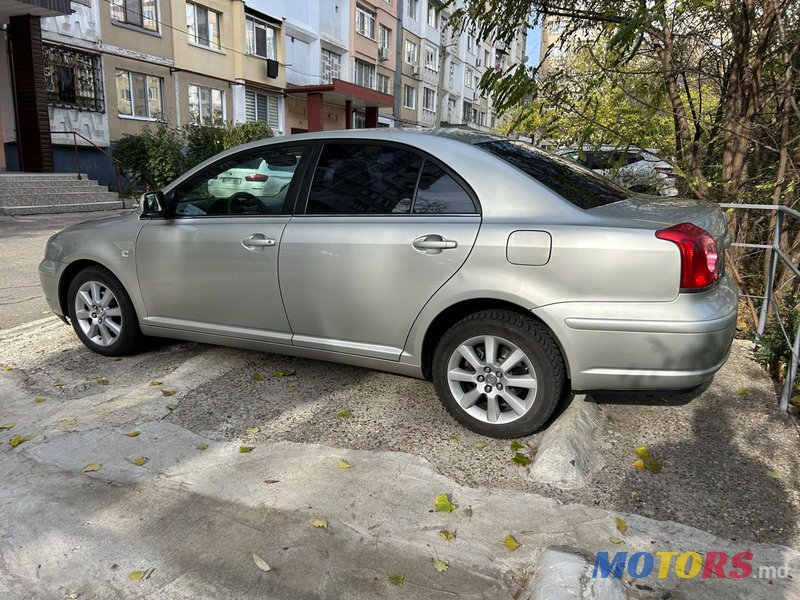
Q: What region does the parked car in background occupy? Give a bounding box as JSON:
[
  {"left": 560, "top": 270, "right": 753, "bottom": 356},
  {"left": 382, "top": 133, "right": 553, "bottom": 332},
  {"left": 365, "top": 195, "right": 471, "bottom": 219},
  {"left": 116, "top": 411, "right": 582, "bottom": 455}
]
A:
[
  {"left": 558, "top": 146, "right": 679, "bottom": 197},
  {"left": 39, "top": 130, "right": 736, "bottom": 438}
]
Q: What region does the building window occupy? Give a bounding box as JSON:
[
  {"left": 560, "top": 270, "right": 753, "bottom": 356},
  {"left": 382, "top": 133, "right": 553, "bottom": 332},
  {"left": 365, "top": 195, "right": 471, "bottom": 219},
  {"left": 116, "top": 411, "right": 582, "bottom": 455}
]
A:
[
  {"left": 44, "top": 45, "right": 104, "bottom": 112},
  {"left": 353, "top": 59, "right": 375, "bottom": 89},
  {"left": 426, "top": 5, "right": 438, "bottom": 28},
  {"left": 406, "top": 0, "right": 418, "bottom": 20},
  {"left": 188, "top": 84, "right": 224, "bottom": 124},
  {"left": 462, "top": 100, "right": 471, "bottom": 121},
  {"left": 466, "top": 33, "right": 475, "bottom": 54},
  {"left": 404, "top": 39, "right": 418, "bottom": 64},
  {"left": 379, "top": 24, "right": 391, "bottom": 51},
  {"left": 464, "top": 66, "right": 474, "bottom": 87},
  {"left": 478, "top": 111, "right": 486, "bottom": 126},
  {"left": 110, "top": 0, "right": 158, "bottom": 32},
  {"left": 423, "top": 87, "right": 436, "bottom": 112},
  {"left": 424, "top": 43, "right": 438, "bottom": 71},
  {"left": 246, "top": 15, "right": 276, "bottom": 60},
  {"left": 377, "top": 73, "right": 391, "bottom": 94},
  {"left": 245, "top": 89, "right": 280, "bottom": 130},
  {"left": 116, "top": 69, "right": 162, "bottom": 118},
  {"left": 355, "top": 5, "right": 375, "bottom": 39},
  {"left": 483, "top": 48, "right": 490, "bottom": 67},
  {"left": 321, "top": 49, "right": 341, "bottom": 84},
  {"left": 448, "top": 62, "right": 455, "bottom": 89},
  {"left": 186, "top": 2, "right": 220, "bottom": 50},
  {"left": 403, "top": 84, "right": 416, "bottom": 109}
]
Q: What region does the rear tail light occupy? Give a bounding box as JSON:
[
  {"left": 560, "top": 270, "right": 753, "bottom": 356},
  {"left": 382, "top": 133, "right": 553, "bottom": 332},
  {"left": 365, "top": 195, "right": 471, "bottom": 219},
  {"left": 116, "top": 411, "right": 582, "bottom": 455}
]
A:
[
  {"left": 656, "top": 223, "right": 720, "bottom": 290},
  {"left": 654, "top": 166, "right": 676, "bottom": 179},
  {"left": 245, "top": 173, "right": 269, "bottom": 182}
]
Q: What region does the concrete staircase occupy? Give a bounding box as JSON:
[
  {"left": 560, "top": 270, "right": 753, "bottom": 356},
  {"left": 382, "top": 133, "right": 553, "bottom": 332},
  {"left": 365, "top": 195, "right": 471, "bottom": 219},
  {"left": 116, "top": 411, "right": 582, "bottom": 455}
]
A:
[{"left": 0, "top": 173, "right": 127, "bottom": 216}]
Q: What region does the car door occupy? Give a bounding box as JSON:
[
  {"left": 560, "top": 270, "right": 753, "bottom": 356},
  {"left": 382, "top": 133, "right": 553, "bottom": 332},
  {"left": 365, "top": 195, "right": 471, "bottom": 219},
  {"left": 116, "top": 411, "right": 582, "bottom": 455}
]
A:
[
  {"left": 135, "top": 143, "right": 309, "bottom": 344},
  {"left": 278, "top": 141, "right": 481, "bottom": 360}
]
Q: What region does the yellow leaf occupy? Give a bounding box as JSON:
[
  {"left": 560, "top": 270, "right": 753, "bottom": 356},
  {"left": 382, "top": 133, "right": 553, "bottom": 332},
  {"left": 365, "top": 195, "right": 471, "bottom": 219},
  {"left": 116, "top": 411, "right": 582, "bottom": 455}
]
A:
[
  {"left": 337, "top": 409, "right": 353, "bottom": 418},
  {"left": 609, "top": 537, "right": 624, "bottom": 544},
  {"left": 95, "top": 378, "right": 109, "bottom": 385},
  {"left": 9, "top": 435, "right": 23, "bottom": 448},
  {"left": 510, "top": 440, "right": 524, "bottom": 451},
  {"left": 287, "top": 386, "right": 297, "bottom": 393},
  {"left": 54, "top": 380, "right": 65, "bottom": 387},
  {"left": 81, "top": 463, "right": 102, "bottom": 473},
  {"left": 196, "top": 443, "right": 208, "bottom": 450},
  {"left": 632, "top": 459, "right": 645, "bottom": 470},
  {"left": 766, "top": 470, "right": 783, "bottom": 479},
  {"left": 132, "top": 456, "right": 147, "bottom": 466},
  {"left": 246, "top": 426, "right": 261, "bottom": 434},
  {"left": 2, "top": 365, "right": 12, "bottom": 371},
  {"left": 736, "top": 387, "right": 749, "bottom": 395},
  {"left": 311, "top": 517, "right": 328, "bottom": 528},
  {"left": 645, "top": 461, "right": 663, "bottom": 473},
  {"left": 0, "top": 422, "right": 15, "bottom": 430},
  {"left": 34, "top": 396, "right": 46, "bottom": 403},
  {"left": 149, "top": 380, "right": 163, "bottom": 386},
  {"left": 434, "top": 494, "right": 456, "bottom": 513},
  {"left": 99, "top": 409, "right": 115, "bottom": 416},
  {"left": 615, "top": 517, "right": 628, "bottom": 536},
  {"left": 166, "top": 404, "right": 177, "bottom": 411},
  {"left": 61, "top": 418, "right": 78, "bottom": 427},
  {"left": 252, "top": 553, "right": 271, "bottom": 572},
  {"left": 161, "top": 389, "right": 176, "bottom": 397},
  {"left": 335, "top": 459, "right": 352, "bottom": 469},
  {"left": 448, "top": 434, "right": 461, "bottom": 443},
  {"left": 239, "top": 446, "right": 255, "bottom": 453},
  {"left": 634, "top": 446, "right": 650, "bottom": 460},
  {"left": 128, "top": 570, "right": 146, "bottom": 582},
  {"left": 125, "top": 431, "right": 140, "bottom": 437},
  {"left": 433, "top": 559, "right": 449, "bottom": 572},
  {"left": 273, "top": 370, "right": 284, "bottom": 378},
  {"left": 388, "top": 573, "right": 405, "bottom": 586},
  {"left": 439, "top": 530, "right": 456, "bottom": 541},
  {"left": 473, "top": 440, "right": 487, "bottom": 449},
  {"left": 252, "top": 372, "right": 264, "bottom": 382},
  {"left": 512, "top": 452, "right": 531, "bottom": 466},
  {"left": 504, "top": 535, "right": 521, "bottom": 551}
]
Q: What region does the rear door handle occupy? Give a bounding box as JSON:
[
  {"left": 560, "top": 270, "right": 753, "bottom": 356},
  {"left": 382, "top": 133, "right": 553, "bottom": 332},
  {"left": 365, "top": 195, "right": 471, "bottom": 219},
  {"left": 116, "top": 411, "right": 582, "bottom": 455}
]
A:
[
  {"left": 412, "top": 235, "right": 458, "bottom": 254},
  {"left": 241, "top": 234, "right": 276, "bottom": 251}
]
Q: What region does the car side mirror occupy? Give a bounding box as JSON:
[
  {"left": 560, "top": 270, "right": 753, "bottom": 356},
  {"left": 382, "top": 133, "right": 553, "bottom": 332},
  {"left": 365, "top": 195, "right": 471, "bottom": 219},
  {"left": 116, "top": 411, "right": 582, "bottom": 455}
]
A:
[{"left": 140, "top": 191, "right": 166, "bottom": 216}]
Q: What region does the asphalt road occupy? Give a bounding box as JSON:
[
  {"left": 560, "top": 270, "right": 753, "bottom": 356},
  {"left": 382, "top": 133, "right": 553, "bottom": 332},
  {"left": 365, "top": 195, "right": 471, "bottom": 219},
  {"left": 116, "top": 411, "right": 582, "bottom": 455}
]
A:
[{"left": 0, "top": 212, "right": 119, "bottom": 330}]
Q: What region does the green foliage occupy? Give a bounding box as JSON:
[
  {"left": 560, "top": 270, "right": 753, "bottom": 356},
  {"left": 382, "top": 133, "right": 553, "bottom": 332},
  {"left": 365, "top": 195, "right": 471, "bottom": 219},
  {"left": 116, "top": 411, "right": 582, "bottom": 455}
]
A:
[
  {"left": 222, "top": 121, "right": 274, "bottom": 149},
  {"left": 754, "top": 293, "right": 800, "bottom": 378},
  {"left": 184, "top": 123, "right": 225, "bottom": 168},
  {"left": 146, "top": 119, "right": 186, "bottom": 189},
  {"left": 111, "top": 134, "right": 152, "bottom": 188}
]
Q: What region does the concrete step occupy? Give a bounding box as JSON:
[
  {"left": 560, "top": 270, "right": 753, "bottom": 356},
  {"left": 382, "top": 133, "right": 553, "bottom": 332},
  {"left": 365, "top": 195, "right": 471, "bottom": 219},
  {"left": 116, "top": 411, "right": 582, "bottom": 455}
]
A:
[
  {"left": 0, "top": 200, "right": 127, "bottom": 216},
  {"left": 0, "top": 179, "right": 110, "bottom": 191},
  {"left": 0, "top": 191, "right": 120, "bottom": 207},
  {"left": 0, "top": 173, "right": 86, "bottom": 182}
]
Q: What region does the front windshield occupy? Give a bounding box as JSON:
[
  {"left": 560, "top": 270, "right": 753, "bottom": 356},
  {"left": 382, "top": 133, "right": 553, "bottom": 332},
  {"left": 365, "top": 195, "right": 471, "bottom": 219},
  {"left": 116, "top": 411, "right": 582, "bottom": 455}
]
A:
[{"left": 477, "top": 140, "right": 633, "bottom": 209}]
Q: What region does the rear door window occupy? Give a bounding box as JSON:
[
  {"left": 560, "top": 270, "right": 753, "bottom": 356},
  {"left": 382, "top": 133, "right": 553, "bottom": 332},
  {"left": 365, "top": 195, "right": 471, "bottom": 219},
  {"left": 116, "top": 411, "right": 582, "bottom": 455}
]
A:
[{"left": 413, "top": 161, "right": 476, "bottom": 214}]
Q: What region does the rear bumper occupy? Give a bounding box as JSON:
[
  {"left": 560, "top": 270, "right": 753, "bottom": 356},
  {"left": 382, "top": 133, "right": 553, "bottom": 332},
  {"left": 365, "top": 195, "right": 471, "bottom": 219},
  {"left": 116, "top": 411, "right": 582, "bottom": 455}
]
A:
[{"left": 533, "top": 274, "right": 738, "bottom": 391}]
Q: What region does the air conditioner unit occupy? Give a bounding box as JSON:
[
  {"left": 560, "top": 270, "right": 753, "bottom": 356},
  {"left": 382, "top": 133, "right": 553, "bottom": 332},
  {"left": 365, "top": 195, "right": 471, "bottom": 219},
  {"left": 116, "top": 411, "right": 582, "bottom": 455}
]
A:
[
  {"left": 411, "top": 65, "right": 420, "bottom": 76},
  {"left": 378, "top": 47, "right": 389, "bottom": 61}
]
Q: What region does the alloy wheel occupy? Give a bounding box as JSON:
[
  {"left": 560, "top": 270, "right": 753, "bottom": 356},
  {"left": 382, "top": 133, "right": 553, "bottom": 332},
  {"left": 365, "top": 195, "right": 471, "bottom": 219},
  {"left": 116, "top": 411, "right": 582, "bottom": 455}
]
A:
[{"left": 74, "top": 281, "right": 123, "bottom": 347}]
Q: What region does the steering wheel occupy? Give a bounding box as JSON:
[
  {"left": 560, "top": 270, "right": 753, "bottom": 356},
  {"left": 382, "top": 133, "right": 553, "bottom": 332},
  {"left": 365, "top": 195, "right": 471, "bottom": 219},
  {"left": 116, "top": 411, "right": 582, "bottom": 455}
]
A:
[{"left": 226, "top": 192, "right": 264, "bottom": 215}]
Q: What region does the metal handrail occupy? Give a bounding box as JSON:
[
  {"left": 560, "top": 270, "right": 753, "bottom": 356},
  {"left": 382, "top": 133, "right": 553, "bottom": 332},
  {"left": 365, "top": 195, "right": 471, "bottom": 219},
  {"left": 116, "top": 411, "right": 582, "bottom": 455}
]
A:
[
  {"left": 721, "top": 203, "right": 800, "bottom": 411},
  {"left": 58, "top": 130, "right": 126, "bottom": 208}
]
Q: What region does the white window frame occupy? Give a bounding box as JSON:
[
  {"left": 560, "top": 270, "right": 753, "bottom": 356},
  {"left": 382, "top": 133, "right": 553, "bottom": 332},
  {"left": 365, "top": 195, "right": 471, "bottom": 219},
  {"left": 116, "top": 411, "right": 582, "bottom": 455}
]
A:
[
  {"left": 379, "top": 24, "right": 391, "bottom": 51},
  {"left": 464, "top": 65, "right": 474, "bottom": 88},
  {"left": 110, "top": 0, "right": 159, "bottom": 32},
  {"left": 424, "top": 43, "right": 438, "bottom": 71},
  {"left": 377, "top": 72, "right": 391, "bottom": 94},
  {"left": 188, "top": 83, "right": 225, "bottom": 125},
  {"left": 245, "top": 89, "right": 280, "bottom": 131},
  {"left": 426, "top": 5, "right": 438, "bottom": 29},
  {"left": 403, "top": 84, "right": 416, "bottom": 109},
  {"left": 466, "top": 32, "right": 475, "bottom": 54},
  {"left": 186, "top": 2, "right": 221, "bottom": 50},
  {"left": 355, "top": 4, "right": 376, "bottom": 39},
  {"left": 245, "top": 15, "right": 277, "bottom": 60},
  {"left": 353, "top": 59, "right": 376, "bottom": 89},
  {"left": 321, "top": 48, "right": 341, "bottom": 84},
  {"left": 406, "top": 0, "right": 418, "bottom": 20},
  {"left": 404, "top": 39, "right": 418, "bottom": 64},
  {"left": 422, "top": 86, "right": 436, "bottom": 112},
  {"left": 116, "top": 69, "right": 163, "bottom": 119}
]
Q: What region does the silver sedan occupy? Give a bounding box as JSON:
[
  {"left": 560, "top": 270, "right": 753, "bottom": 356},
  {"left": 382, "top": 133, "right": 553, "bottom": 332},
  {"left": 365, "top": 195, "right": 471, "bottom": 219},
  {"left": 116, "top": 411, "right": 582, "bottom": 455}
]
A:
[{"left": 39, "top": 129, "right": 737, "bottom": 438}]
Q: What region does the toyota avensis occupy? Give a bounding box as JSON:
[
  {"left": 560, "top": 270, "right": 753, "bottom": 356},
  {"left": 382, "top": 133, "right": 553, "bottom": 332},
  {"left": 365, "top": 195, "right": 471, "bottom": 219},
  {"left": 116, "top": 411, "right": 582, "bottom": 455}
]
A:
[{"left": 39, "top": 129, "right": 738, "bottom": 438}]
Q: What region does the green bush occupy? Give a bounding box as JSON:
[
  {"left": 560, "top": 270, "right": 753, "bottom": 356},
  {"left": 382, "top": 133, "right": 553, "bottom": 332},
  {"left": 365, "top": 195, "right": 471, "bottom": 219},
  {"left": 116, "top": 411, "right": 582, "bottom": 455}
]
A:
[
  {"left": 147, "top": 119, "right": 186, "bottom": 189},
  {"left": 112, "top": 134, "right": 152, "bottom": 189},
  {"left": 185, "top": 123, "right": 225, "bottom": 168},
  {"left": 222, "top": 121, "right": 274, "bottom": 149},
  {"left": 754, "top": 293, "right": 800, "bottom": 379}
]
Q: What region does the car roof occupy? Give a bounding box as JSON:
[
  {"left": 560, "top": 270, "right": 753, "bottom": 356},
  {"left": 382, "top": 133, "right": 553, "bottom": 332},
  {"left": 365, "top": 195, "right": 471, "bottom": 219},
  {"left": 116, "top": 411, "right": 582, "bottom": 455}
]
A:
[{"left": 266, "top": 127, "right": 508, "bottom": 146}]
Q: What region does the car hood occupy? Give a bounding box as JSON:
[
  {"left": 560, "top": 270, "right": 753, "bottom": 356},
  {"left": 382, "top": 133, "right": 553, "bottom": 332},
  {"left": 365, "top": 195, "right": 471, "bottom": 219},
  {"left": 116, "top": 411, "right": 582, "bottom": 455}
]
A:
[
  {"left": 57, "top": 209, "right": 140, "bottom": 234},
  {"left": 589, "top": 195, "right": 731, "bottom": 249}
]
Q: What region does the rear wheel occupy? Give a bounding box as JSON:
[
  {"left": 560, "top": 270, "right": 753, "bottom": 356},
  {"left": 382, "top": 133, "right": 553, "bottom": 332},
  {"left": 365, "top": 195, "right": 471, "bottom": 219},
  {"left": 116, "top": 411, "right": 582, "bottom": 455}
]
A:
[
  {"left": 67, "top": 266, "right": 144, "bottom": 356},
  {"left": 432, "top": 310, "right": 565, "bottom": 438}
]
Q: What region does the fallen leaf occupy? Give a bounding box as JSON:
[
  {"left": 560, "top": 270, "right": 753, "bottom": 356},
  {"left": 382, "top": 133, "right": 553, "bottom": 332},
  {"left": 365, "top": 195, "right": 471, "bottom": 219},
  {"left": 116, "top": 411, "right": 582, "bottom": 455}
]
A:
[
  {"left": 128, "top": 570, "right": 146, "bottom": 582},
  {"left": 632, "top": 459, "right": 645, "bottom": 470},
  {"left": 504, "top": 535, "right": 521, "bottom": 551},
  {"left": 609, "top": 536, "right": 624, "bottom": 544},
  {"left": 791, "top": 395, "right": 800, "bottom": 406},
  {"left": 99, "top": 409, "right": 115, "bottom": 416},
  {"left": 252, "top": 553, "right": 271, "bottom": 572},
  {"left": 766, "top": 470, "right": 783, "bottom": 479},
  {"left": 311, "top": 517, "right": 328, "bottom": 528},
  {"left": 0, "top": 422, "right": 15, "bottom": 430},
  {"left": 448, "top": 434, "right": 461, "bottom": 443},
  {"left": 368, "top": 523, "right": 380, "bottom": 530},
  {"left": 463, "top": 506, "right": 473, "bottom": 518},
  {"left": 645, "top": 461, "right": 663, "bottom": 473},
  {"left": 132, "top": 456, "right": 147, "bottom": 466},
  {"left": 166, "top": 404, "right": 177, "bottom": 411},
  {"left": 511, "top": 452, "right": 531, "bottom": 466},
  {"left": 473, "top": 440, "right": 487, "bottom": 449},
  {"left": 615, "top": 517, "right": 628, "bottom": 536},
  {"left": 149, "top": 380, "right": 163, "bottom": 386},
  {"left": 196, "top": 443, "right": 208, "bottom": 450},
  {"left": 433, "top": 559, "right": 449, "bottom": 572},
  {"left": 337, "top": 409, "right": 353, "bottom": 418},
  {"left": 634, "top": 446, "right": 650, "bottom": 460},
  {"left": 81, "top": 463, "right": 102, "bottom": 473},
  {"left": 252, "top": 373, "right": 264, "bottom": 382},
  {"left": 95, "top": 378, "right": 109, "bottom": 385},
  {"left": 335, "top": 459, "right": 352, "bottom": 469},
  {"left": 61, "top": 418, "right": 78, "bottom": 427},
  {"left": 239, "top": 446, "right": 255, "bottom": 453},
  {"left": 287, "top": 386, "right": 297, "bottom": 393},
  {"left": 9, "top": 435, "right": 24, "bottom": 447},
  {"left": 263, "top": 479, "right": 280, "bottom": 484},
  {"left": 388, "top": 573, "right": 405, "bottom": 586},
  {"left": 2, "top": 365, "right": 12, "bottom": 371},
  {"left": 34, "top": 396, "right": 46, "bottom": 403},
  {"left": 246, "top": 426, "right": 261, "bottom": 434},
  {"left": 273, "top": 370, "right": 285, "bottom": 378},
  {"left": 125, "top": 431, "right": 141, "bottom": 437},
  {"left": 736, "top": 387, "right": 749, "bottom": 395},
  {"left": 510, "top": 440, "right": 524, "bottom": 451},
  {"left": 68, "top": 593, "right": 79, "bottom": 599},
  {"left": 434, "top": 494, "right": 456, "bottom": 513},
  {"left": 54, "top": 380, "right": 65, "bottom": 387},
  {"left": 439, "top": 530, "right": 456, "bottom": 541},
  {"left": 161, "top": 389, "right": 176, "bottom": 397}
]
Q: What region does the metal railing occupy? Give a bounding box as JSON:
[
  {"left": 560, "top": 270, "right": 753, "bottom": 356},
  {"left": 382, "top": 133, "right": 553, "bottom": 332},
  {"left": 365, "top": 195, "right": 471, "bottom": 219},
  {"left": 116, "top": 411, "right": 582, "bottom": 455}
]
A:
[
  {"left": 721, "top": 203, "right": 800, "bottom": 412},
  {"left": 59, "top": 131, "right": 126, "bottom": 208}
]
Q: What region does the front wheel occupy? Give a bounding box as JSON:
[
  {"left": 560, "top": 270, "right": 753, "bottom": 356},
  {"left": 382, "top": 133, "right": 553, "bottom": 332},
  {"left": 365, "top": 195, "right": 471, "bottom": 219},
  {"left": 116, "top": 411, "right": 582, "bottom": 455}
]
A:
[
  {"left": 67, "top": 266, "right": 144, "bottom": 356},
  {"left": 432, "top": 310, "right": 565, "bottom": 438}
]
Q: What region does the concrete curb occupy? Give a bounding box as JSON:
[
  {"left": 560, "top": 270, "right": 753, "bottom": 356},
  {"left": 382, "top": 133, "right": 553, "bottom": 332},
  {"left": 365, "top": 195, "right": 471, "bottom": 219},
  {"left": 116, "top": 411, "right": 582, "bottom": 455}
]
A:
[
  {"left": 526, "top": 547, "right": 626, "bottom": 600},
  {"left": 528, "top": 394, "right": 602, "bottom": 489}
]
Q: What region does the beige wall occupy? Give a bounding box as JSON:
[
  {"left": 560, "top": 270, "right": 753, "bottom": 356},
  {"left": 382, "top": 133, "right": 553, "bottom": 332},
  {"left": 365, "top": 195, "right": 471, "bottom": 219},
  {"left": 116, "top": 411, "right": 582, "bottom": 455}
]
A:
[
  {"left": 285, "top": 96, "right": 346, "bottom": 133},
  {"left": 100, "top": 0, "right": 175, "bottom": 60},
  {"left": 234, "top": 3, "right": 287, "bottom": 92},
  {"left": 171, "top": 0, "right": 235, "bottom": 81}
]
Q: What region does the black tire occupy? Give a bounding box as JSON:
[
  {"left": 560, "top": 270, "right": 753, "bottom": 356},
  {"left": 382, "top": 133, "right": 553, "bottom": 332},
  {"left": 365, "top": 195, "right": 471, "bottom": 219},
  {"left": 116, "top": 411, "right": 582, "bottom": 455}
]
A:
[
  {"left": 432, "top": 310, "right": 565, "bottom": 438},
  {"left": 66, "top": 265, "right": 144, "bottom": 356}
]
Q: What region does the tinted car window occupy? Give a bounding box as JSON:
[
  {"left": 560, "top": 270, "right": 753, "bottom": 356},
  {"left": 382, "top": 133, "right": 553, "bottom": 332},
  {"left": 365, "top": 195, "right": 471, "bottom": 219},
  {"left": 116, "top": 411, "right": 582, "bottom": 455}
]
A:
[
  {"left": 478, "top": 140, "right": 632, "bottom": 209},
  {"left": 414, "top": 161, "right": 476, "bottom": 214},
  {"left": 307, "top": 143, "right": 422, "bottom": 214},
  {"left": 173, "top": 145, "right": 305, "bottom": 217}
]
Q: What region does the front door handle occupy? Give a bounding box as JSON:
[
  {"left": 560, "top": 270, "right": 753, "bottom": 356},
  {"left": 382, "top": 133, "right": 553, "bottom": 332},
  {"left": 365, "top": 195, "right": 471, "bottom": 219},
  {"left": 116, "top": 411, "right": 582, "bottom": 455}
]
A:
[
  {"left": 241, "top": 234, "right": 276, "bottom": 251},
  {"left": 412, "top": 235, "right": 458, "bottom": 255}
]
